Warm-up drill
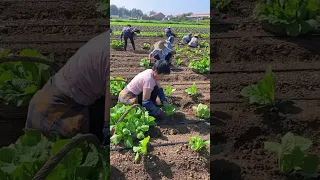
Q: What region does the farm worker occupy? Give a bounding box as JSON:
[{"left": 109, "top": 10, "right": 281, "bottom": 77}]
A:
[
  {"left": 188, "top": 34, "right": 200, "bottom": 48},
  {"left": 165, "top": 36, "right": 175, "bottom": 49},
  {"left": 165, "top": 26, "right": 174, "bottom": 37},
  {"left": 118, "top": 60, "right": 170, "bottom": 121},
  {"left": 25, "top": 30, "right": 111, "bottom": 144},
  {"left": 120, "top": 24, "right": 136, "bottom": 51},
  {"left": 149, "top": 41, "right": 174, "bottom": 64},
  {"left": 182, "top": 33, "right": 192, "bottom": 44}
]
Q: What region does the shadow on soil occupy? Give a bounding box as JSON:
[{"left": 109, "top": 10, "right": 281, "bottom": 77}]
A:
[
  {"left": 211, "top": 110, "right": 232, "bottom": 126},
  {"left": 211, "top": 159, "right": 243, "bottom": 180},
  {"left": 284, "top": 36, "right": 320, "bottom": 55},
  {"left": 254, "top": 100, "right": 303, "bottom": 134},
  {"left": 211, "top": 17, "right": 236, "bottom": 34},
  {"left": 143, "top": 147, "right": 173, "bottom": 180},
  {"left": 134, "top": 49, "right": 149, "bottom": 54},
  {"left": 234, "top": 126, "right": 264, "bottom": 149},
  {"left": 148, "top": 126, "right": 168, "bottom": 141},
  {"left": 110, "top": 165, "right": 126, "bottom": 180}
]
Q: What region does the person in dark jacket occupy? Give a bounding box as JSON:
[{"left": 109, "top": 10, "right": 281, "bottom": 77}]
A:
[
  {"left": 165, "top": 26, "right": 175, "bottom": 38},
  {"left": 120, "top": 25, "right": 136, "bottom": 51}
]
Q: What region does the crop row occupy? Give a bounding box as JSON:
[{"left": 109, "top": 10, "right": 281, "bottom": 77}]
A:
[
  {"left": 111, "top": 25, "right": 210, "bottom": 34},
  {"left": 111, "top": 31, "right": 210, "bottom": 38}
]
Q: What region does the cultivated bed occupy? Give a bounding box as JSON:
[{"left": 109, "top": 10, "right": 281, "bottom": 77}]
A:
[
  {"left": 110, "top": 36, "right": 211, "bottom": 180},
  {"left": 211, "top": 0, "right": 320, "bottom": 179}
]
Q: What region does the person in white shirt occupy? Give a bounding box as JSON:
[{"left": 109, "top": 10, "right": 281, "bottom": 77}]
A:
[
  {"left": 149, "top": 41, "right": 174, "bottom": 64},
  {"left": 188, "top": 34, "right": 200, "bottom": 48}
]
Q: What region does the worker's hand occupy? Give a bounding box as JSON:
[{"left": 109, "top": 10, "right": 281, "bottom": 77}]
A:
[{"left": 156, "top": 110, "right": 169, "bottom": 121}]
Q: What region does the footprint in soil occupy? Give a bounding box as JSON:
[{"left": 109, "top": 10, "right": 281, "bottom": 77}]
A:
[{"left": 211, "top": 159, "right": 243, "bottom": 180}]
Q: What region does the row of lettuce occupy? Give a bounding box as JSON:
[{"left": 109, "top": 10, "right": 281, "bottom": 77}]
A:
[{"left": 212, "top": 0, "right": 320, "bottom": 36}]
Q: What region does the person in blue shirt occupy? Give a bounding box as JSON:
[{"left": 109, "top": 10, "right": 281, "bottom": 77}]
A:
[
  {"left": 149, "top": 41, "right": 174, "bottom": 64},
  {"left": 120, "top": 25, "right": 136, "bottom": 51},
  {"left": 165, "top": 36, "right": 174, "bottom": 49},
  {"left": 165, "top": 26, "right": 175, "bottom": 38},
  {"left": 181, "top": 33, "right": 192, "bottom": 44}
]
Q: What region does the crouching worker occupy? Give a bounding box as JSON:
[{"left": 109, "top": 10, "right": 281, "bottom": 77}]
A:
[
  {"left": 181, "top": 33, "right": 192, "bottom": 44},
  {"left": 118, "top": 60, "right": 170, "bottom": 120},
  {"left": 149, "top": 41, "right": 174, "bottom": 64},
  {"left": 25, "top": 31, "right": 111, "bottom": 144},
  {"left": 165, "top": 36, "right": 175, "bottom": 49},
  {"left": 188, "top": 34, "right": 200, "bottom": 48}
]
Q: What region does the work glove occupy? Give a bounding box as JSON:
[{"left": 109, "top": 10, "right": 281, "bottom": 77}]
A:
[
  {"left": 102, "top": 123, "right": 110, "bottom": 146},
  {"left": 156, "top": 110, "right": 169, "bottom": 121}
]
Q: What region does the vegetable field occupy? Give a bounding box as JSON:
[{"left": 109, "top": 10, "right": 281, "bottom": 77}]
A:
[
  {"left": 110, "top": 33, "right": 211, "bottom": 179},
  {"left": 0, "top": 0, "right": 107, "bottom": 145},
  {"left": 212, "top": 0, "right": 320, "bottom": 179}
]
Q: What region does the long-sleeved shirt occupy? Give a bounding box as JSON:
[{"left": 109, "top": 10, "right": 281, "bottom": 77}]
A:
[
  {"left": 182, "top": 35, "right": 191, "bottom": 44},
  {"left": 188, "top": 37, "right": 199, "bottom": 47},
  {"left": 120, "top": 27, "right": 134, "bottom": 39},
  {"left": 165, "top": 28, "right": 172, "bottom": 36},
  {"left": 165, "top": 40, "right": 173, "bottom": 49},
  {"left": 150, "top": 48, "right": 172, "bottom": 60}
]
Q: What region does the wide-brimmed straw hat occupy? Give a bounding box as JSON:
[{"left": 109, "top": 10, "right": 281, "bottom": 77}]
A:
[
  {"left": 194, "top": 34, "right": 200, "bottom": 38},
  {"left": 154, "top": 41, "right": 168, "bottom": 50},
  {"left": 167, "top": 26, "right": 171, "bottom": 29}
]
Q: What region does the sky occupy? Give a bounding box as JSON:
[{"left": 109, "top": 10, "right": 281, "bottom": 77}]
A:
[{"left": 110, "top": 0, "right": 210, "bottom": 15}]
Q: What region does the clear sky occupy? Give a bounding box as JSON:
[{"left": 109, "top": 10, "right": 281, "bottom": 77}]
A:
[{"left": 110, "top": 0, "right": 210, "bottom": 15}]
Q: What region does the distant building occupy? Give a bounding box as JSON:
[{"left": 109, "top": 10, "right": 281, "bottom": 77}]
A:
[
  {"left": 150, "top": 13, "right": 166, "bottom": 20},
  {"left": 186, "top": 13, "right": 210, "bottom": 20}
]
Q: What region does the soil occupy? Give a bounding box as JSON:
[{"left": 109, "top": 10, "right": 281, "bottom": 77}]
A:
[
  {"left": 110, "top": 36, "right": 210, "bottom": 179},
  {"left": 212, "top": 0, "right": 320, "bottom": 180},
  {"left": 0, "top": 0, "right": 107, "bottom": 146}
]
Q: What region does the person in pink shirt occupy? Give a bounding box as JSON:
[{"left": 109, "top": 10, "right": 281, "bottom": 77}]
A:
[
  {"left": 25, "top": 30, "right": 111, "bottom": 144},
  {"left": 118, "top": 60, "right": 170, "bottom": 120}
]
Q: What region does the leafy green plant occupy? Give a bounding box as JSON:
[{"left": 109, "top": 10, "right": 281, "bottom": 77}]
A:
[
  {"left": 189, "top": 55, "right": 210, "bottom": 73},
  {"left": 164, "top": 85, "right": 176, "bottom": 96},
  {"left": 264, "top": 132, "right": 320, "bottom": 178},
  {"left": 185, "top": 83, "right": 197, "bottom": 96},
  {"left": 0, "top": 129, "right": 109, "bottom": 180},
  {"left": 110, "top": 76, "right": 127, "bottom": 96},
  {"left": 139, "top": 58, "right": 149, "bottom": 68},
  {"left": 142, "top": 43, "right": 151, "bottom": 50},
  {"left": 133, "top": 136, "right": 150, "bottom": 163},
  {"left": 240, "top": 66, "right": 275, "bottom": 107},
  {"left": 192, "top": 104, "right": 210, "bottom": 119},
  {"left": 189, "top": 136, "right": 210, "bottom": 151},
  {"left": 110, "top": 40, "right": 124, "bottom": 49},
  {"left": 110, "top": 103, "right": 156, "bottom": 148},
  {"left": 199, "top": 41, "right": 209, "bottom": 48},
  {"left": 188, "top": 53, "right": 194, "bottom": 59},
  {"left": 0, "top": 49, "right": 54, "bottom": 107},
  {"left": 175, "top": 58, "right": 183, "bottom": 65},
  {"left": 96, "top": 0, "right": 110, "bottom": 17},
  {"left": 253, "top": 0, "right": 320, "bottom": 36},
  {"left": 162, "top": 104, "right": 176, "bottom": 116}
]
